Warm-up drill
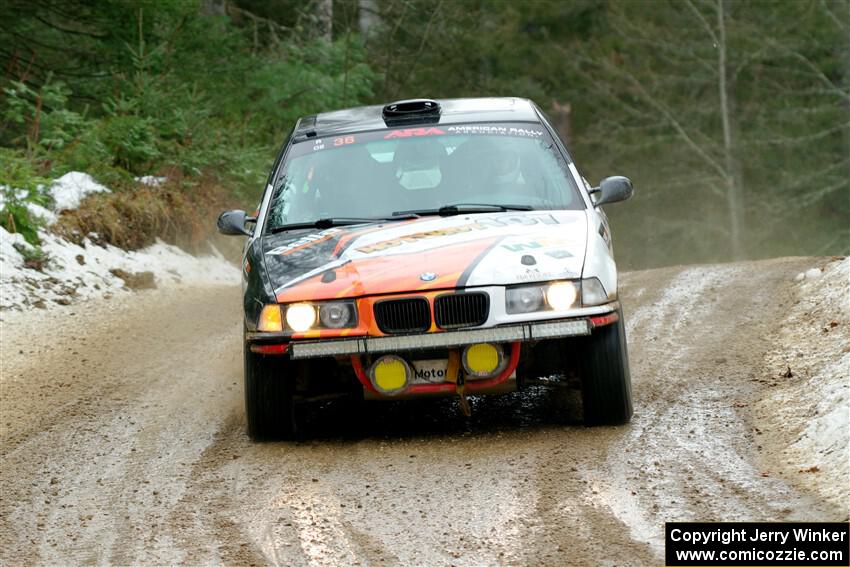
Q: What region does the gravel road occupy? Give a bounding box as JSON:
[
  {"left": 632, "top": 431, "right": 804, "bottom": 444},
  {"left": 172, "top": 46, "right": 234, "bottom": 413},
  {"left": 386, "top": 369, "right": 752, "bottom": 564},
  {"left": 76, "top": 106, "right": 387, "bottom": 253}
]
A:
[{"left": 1, "top": 257, "right": 846, "bottom": 566}]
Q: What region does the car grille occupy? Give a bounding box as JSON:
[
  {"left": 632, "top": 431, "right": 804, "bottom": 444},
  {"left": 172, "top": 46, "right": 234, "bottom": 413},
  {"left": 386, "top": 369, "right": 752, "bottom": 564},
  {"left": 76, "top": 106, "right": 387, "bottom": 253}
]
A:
[
  {"left": 374, "top": 297, "right": 431, "bottom": 334},
  {"left": 434, "top": 292, "right": 489, "bottom": 329}
]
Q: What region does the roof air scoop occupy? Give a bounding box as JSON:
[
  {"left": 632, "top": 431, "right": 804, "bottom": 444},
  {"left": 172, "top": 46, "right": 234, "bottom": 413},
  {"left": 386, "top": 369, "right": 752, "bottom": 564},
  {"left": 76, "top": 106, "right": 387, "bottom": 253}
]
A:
[{"left": 382, "top": 99, "right": 441, "bottom": 125}]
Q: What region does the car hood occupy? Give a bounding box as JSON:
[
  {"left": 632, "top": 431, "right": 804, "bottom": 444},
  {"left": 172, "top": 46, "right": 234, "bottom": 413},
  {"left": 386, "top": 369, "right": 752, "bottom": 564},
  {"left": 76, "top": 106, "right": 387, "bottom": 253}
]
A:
[{"left": 262, "top": 211, "right": 588, "bottom": 303}]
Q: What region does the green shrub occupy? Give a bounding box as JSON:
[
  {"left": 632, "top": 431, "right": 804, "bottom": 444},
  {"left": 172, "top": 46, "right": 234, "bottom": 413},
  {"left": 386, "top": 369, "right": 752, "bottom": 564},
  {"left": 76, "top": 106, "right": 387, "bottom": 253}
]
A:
[
  {"left": 0, "top": 149, "right": 51, "bottom": 246},
  {"left": 0, "top": 6, "right": 383, "bottom": 252},
  {"left": 2, "top": 77, "right": 91, "bottom": 155},
  {"left": 96, "top": 114, "right": 161, "bottom": 174}
]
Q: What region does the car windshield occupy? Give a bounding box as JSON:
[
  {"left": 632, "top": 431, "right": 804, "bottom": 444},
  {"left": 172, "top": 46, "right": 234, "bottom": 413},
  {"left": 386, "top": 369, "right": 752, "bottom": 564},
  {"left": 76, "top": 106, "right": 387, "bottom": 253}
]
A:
[{"left": 266, "top": 122, "right": 584, "bottom": 231}]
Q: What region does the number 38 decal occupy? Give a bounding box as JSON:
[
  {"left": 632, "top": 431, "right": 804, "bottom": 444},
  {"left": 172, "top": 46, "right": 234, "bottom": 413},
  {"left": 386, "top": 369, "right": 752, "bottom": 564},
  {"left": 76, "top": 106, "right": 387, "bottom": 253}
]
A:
[{"left": 333, "top": 136, "right": 355, "bottom": 146}]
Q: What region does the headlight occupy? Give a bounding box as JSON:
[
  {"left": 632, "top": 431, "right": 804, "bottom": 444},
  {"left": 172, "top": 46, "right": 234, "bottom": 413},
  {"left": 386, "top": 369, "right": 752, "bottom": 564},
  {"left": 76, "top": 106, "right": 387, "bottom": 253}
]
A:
[
  {"left": 270, "top": 300, "right": 358, "bottom": 333},
  {"left": 506, "top": 286, "right": 545, "bottom": 313},
  {"left": 319, "top": 302, "right": 354, "bottom": 328},
  {"left": 285, "top": 303, "right": 317, "bottom": 332},
  {"left": 546, "top": 282, "right": 578, "bottom": 311},
  {"left": 506, "top": 281, "right": 580, "bottom": 314}
]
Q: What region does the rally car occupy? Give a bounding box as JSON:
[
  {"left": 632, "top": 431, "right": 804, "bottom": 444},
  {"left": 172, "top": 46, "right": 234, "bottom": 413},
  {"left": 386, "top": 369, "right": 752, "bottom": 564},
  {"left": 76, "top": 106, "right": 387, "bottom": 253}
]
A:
[{"left": 218, "top": 97, "right": 634, "bottom": 439}]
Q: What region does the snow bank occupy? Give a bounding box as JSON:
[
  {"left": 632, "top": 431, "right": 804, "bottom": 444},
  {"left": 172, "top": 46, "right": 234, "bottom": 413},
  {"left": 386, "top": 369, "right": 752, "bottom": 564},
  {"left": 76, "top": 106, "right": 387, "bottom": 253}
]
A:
[
  {"left": 1, "top": 227, "right": 239, "bottom": 310},
  {"left": 756, "top": 257, "right": 849, "bottom": 511},
  {"left": 1, "top": 171, "right": 238, "bottom": 311},
  {"left": 49, "top": 171, "right": 110, "bottom": 212}
]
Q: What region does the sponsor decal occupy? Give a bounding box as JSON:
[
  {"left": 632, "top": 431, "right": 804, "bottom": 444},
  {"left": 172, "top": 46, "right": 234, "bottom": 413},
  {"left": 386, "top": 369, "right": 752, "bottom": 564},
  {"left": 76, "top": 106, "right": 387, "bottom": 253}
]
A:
[
  {"left": 501, "top": 236, "right": 574, "bottom": 253},
  {"left": 266, "top": 228, "right": 342, "bottom": 256},
  {"left": 415, "top": 367, "right": 446, "bottom": 381},
  {"left": 412, "top": 359, "right": 449, "bottom": 384},
  {"left": 312, "top": 139, "right": 325, "bottom": 151},
  {"left": 446, "top": 125, "right": 544, "bottom": 138},
  {"left": 512, "top": 267, "right": 575, "bottom": 282},
  {"left": 503, "top": 241, "right": 543, "bottom": 253},
  {"left": 356, "top": 214, "right": 560, "bottom": 254},
  {"left": 516, "top": 267, "right": 553, "bottom": 281},
  {"left": 476, "top": 214, "right": 559, "bottom": 227},
  {"left": 357, "top": 223, "right": 485, "bottom": 253},
  {"left": 384, "top": 127, "right": 445, "bottom": 139}
]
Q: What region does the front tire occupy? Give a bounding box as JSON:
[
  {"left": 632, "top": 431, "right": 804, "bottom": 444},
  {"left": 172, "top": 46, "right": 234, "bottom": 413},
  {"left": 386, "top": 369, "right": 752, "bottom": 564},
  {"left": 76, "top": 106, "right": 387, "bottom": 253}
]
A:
[
  {"left": 244, "top": 342, "right": 296, "bottom": 440},
  {"left": 577, "top": 309, "right": 633, "bottom": 425}
]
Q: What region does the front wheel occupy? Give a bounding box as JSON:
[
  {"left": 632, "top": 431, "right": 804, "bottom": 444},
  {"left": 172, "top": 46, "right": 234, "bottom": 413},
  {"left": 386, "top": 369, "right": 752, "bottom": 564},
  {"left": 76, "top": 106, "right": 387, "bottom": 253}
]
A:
[
  {"left": 244, "top": 342, "right": 296, "bottom": 440},
  {"left": 577, "top": 309, "right": 633, "bottom": 425}
]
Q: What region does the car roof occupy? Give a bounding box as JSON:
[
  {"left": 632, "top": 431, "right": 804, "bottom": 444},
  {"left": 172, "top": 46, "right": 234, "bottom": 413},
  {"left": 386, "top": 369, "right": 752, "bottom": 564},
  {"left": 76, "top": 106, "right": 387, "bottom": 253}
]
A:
[{"left": 293, "top": 97, "right": 542, "bottom": 141}]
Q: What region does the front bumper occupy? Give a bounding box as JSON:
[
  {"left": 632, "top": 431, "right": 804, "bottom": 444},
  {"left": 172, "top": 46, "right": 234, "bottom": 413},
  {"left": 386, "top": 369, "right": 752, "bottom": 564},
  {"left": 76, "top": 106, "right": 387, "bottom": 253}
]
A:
[{"left": 254, "top": 307, "right": 619, "bottom": 360}]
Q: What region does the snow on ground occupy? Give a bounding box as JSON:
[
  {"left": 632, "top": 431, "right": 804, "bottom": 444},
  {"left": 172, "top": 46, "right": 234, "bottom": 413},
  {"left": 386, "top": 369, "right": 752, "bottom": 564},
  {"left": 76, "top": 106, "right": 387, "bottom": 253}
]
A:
[
  {"left": 1, "top": 171, "right": 239, "bottom": 311},
  {"left": 49, "top": 171, "right": 110, "bottom": 212},
  {"left": 135, "top": 175, "right": 167, "bottom": 187},
  {"left": 756, "top": 257, "right": 849, "bottom": 511},
  {"left": 1, "top": 228, "right": 239, "bottom": 310}
]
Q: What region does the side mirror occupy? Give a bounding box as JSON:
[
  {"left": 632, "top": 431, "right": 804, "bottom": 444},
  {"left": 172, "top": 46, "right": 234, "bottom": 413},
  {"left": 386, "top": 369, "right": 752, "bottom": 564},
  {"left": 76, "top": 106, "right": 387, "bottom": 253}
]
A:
[
  {"left": 217, "top": 209, "right": 255, "bottom": 236},
  {"left": 590, "top": 176, "right": 633, "bottom": 206}
]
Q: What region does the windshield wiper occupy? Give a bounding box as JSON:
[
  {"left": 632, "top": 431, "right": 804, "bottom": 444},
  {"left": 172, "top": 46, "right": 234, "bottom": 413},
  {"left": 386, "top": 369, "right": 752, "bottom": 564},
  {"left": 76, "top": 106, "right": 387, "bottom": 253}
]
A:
[
  {"left": 392, "top": 203, "right": 533, "bottom": 217},
  {"left": 269, "top": 214, "right": 418, "bottom": 234}
]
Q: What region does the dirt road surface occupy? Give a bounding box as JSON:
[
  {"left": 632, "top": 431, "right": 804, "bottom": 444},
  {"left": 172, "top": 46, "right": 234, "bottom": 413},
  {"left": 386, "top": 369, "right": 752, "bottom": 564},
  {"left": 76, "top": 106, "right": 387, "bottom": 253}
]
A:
[{"left": 1, "top": 257, "right": 846, "bottom": 566}]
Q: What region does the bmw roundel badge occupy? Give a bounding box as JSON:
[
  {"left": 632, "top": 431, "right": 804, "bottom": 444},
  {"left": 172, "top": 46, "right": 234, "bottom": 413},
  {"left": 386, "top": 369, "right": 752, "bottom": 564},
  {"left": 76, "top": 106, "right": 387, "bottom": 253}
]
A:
[{"left": 420, "top": 272, "right": 437, "bottom": 282}]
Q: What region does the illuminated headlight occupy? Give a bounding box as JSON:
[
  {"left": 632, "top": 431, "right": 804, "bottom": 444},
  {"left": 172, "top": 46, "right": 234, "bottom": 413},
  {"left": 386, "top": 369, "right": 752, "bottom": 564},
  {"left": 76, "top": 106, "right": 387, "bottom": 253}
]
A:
[
  {"left": 275, "top": 300, "right": 358, "bottom": 333},
  {"left": 581, "top": 278, "right": 610, "bottom": 306},
  {"left": 319, "top": 302, "right": 354, "bottom": 328},
  {"left": 285, "top": 303, "right": 317, "bottom": 332},
  {"left": 546, "top": 282, "right": 578, "bottom": 311},
  {"left": 506, "top": 281, "right": 580, "bottom": 313}
]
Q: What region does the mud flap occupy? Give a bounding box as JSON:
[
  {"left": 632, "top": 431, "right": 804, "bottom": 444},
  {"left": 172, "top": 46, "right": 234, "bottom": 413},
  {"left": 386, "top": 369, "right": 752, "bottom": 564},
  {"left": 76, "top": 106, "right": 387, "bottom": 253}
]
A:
[{"left": 447, "top": 350, "right": 472, "bottom": 417}]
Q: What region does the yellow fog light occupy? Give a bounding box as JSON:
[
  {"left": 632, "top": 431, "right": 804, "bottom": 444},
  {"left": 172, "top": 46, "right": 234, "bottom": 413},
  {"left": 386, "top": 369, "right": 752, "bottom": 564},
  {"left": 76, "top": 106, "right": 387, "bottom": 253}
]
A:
[
  {"left": 462, "top": 343, "right": 505, "bottom": 378},
  {"left": 257, "top": 305, "right": 283, "bottom": 332},
  {"left": 369, "top": 355, "right": 411, "bottom": 395},
  {"left": 546, "top": 281, "right": 578, "bottom": 311},
  {"left": 286, "top": 303, "right": 317, "bottom": 332}
]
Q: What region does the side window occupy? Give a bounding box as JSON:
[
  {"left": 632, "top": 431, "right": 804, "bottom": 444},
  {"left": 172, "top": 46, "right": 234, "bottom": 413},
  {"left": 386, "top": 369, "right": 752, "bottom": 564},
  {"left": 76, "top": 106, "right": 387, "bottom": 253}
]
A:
[{"left": 268, "top": 155, "right": 317, "bottom": 227}]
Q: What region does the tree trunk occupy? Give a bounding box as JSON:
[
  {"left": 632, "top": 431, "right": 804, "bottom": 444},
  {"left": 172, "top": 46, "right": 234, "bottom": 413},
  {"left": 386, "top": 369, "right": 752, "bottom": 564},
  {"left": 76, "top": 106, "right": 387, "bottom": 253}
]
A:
[
  {"left": 359, "top": 0, "right": 379, "bottom": 35},
  {"left": 716, "top": 0, "right": 744, "bottom": 259},
  {"left": 200, "top": 0, "right": 226, "bottom": 17},
  {"left": 844, "top": 0, "right": 850, "bottom": 189},
  {"left": 317, "top": 0, "right": 333, "bottom": 40},
  {"left": 550, "top": 100, "right": 573, "bottom": 148}
]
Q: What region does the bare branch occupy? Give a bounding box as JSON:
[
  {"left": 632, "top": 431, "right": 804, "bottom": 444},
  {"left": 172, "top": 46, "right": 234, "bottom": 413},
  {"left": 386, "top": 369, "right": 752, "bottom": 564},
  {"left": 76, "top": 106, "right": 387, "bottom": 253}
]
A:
[
  {"left": 764, "top": 38, "right": 850, "bottom": 102},
  {"left": 819, "top": 0, "right": 849, "bottom": 30},
  {"left": 596, "top": 55, "right": 728, "bottom": 180},
  {"left": 394, "top": 0, "right": 443, "bottom": 97},
  {"left": 747, "top": 122, "right": 850, "bottom": 146},
  {"left": 684, "top": 0, "right": 719, "bottom": 45},
  {"left": 32, "top": 13, "right": 108, "bottom": 39}
]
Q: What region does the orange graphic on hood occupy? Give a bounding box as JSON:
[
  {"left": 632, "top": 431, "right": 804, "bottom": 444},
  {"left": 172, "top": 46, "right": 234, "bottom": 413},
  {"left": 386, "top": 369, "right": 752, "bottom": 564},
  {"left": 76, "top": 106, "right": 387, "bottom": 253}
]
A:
[
  {"left": 275, "top": 236, "right": 501, "bottom": 303},
  {"left": 355, "top": 221, "right": 492, "bottom": 254}
]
